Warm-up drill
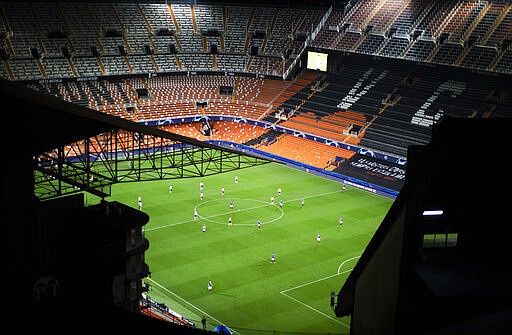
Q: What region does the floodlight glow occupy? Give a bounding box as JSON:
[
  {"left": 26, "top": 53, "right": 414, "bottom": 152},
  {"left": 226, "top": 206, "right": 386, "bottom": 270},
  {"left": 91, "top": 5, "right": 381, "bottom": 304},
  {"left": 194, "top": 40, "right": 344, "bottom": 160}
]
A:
[{"left": 422, "top": 210, "right": 443, "bottom": 216}]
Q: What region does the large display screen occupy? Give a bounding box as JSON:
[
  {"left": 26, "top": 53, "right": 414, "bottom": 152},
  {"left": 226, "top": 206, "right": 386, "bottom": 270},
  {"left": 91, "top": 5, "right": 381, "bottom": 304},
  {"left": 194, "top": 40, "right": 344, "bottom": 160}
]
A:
[{"left": 307, "top": 51, "right": 328, "bottom": 71}]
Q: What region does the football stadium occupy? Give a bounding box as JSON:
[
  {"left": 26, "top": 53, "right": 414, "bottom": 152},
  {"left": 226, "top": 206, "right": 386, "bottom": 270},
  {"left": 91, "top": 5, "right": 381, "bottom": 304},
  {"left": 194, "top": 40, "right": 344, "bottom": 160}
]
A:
[{"left": 1, "top": 0, "right": 512, "bottom": 334}]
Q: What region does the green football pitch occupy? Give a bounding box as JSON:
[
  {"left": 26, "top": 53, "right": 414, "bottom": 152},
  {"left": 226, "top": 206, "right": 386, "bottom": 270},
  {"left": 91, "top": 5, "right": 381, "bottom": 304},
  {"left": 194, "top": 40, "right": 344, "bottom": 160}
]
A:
[{"left": 100, "top": 162, "right": 394, "bottom": 335}]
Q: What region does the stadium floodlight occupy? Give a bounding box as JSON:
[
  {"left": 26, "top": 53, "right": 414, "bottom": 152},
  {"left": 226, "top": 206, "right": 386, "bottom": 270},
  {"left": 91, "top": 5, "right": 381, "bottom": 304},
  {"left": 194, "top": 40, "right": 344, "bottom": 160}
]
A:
[{"left": 422, "top": 209, "right": 443, "bottom": 216}]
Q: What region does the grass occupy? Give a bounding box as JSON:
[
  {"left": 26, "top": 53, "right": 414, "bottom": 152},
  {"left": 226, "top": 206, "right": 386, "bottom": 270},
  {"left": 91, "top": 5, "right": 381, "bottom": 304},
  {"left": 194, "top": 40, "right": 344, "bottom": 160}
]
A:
[{"left": 101, "top": 162, "right": 394, "bottom": 335}]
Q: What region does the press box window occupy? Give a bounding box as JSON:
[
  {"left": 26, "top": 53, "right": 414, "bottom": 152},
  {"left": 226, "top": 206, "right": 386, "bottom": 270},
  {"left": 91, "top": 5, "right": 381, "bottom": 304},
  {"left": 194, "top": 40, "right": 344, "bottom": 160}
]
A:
[{"left": 423, "top": 233, "right": 458, "bottom": 248}]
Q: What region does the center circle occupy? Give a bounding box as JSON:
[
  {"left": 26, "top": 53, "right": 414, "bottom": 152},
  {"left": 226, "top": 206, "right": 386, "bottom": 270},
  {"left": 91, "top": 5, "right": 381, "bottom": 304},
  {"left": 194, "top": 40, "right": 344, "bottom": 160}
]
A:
[{"left": 195, "top": 198, "right": 284, "bottom": 226}]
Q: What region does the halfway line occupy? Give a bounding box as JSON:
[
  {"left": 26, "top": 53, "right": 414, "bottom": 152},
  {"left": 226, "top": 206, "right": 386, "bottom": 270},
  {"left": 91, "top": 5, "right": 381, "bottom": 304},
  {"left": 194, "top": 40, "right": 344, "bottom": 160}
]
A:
[{"left": 146, "top": 189, "right": 343, "bottom": 232}]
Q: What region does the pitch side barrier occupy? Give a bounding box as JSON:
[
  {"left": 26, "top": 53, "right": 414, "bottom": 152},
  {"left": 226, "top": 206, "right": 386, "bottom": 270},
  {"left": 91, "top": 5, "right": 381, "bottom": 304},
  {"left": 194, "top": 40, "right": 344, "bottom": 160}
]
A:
[
  {"left": 142, "top": 116, "right": 402, "bottom": 198},
  {"left": 207, "top": 140, "right": 399, "bottom": 199}
]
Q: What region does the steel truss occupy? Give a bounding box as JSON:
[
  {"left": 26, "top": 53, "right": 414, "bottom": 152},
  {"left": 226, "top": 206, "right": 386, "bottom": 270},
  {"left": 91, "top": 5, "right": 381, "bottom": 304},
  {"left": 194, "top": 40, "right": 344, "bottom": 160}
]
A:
[{"left": 34, "top": 128, "right": 269, "bottom": 200}]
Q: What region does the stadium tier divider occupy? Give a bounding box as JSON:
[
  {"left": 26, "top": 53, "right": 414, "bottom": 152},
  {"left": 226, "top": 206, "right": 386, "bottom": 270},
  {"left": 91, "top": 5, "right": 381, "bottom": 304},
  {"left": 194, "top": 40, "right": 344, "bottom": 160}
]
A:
[{"left": 144, "top": 115, "right": 405, "bottom": 164}]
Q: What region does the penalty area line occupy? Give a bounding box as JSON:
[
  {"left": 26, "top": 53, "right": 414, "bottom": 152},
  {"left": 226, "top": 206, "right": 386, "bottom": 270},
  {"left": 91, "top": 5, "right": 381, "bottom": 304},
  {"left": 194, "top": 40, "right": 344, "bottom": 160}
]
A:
[
  {"left": 279, "top": 256, "right": 361, "bottom": 329},
  {"left": 280, "top": 291, "right": 349, "bottom": 328},
  {"left": 279, "top": 269, "right": 352, "bottom": 328}
]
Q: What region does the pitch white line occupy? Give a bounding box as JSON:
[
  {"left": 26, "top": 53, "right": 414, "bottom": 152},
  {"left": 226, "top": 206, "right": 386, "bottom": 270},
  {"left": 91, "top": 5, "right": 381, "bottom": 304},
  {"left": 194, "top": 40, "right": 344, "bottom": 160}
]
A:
[
  {"left": 279, "top": 256, "right": 361, "bottom": 329},
  {"left": 279, "top": 269, "right": 352, "bottom": 328},
  {"left": 337, "top": 256, "right": 360, "bottom": 274},
  {"left": 145, "top": 218, "right": 195, "bottom": 231},
  {"left": 287, "top": 189, "right": 349, "bottom": 203},
  {"left": 146, "top": 277, "right": 239, "bottom": 334},
  {"left": 280, "top": 290, "right": 349, "bottom": 327},
  {"left": 280, "top": 272, "right": 344, "bottom": 294},
  {"left": 146, "top": 189, "right": 343, "bottom": 231},
  {"left": 196, "top": 198, "right": 284, "bottom": 226}
]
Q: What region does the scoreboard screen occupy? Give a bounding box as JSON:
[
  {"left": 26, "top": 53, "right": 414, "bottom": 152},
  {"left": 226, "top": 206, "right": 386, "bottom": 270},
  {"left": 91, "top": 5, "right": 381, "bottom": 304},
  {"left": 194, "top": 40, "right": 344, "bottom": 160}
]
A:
[{"left": 307, "top": 51, "right": 328, "bottom": 71}]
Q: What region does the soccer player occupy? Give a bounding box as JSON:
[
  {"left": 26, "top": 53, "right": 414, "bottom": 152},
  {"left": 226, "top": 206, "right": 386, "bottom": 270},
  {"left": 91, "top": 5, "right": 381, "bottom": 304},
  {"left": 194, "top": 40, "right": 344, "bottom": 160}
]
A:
[
  {"left": 234, "top": 175, "right": 238, "bottom": 184},
  {"left": 221, "top": 186, "right": 225, "bottom": 196},
  {"left": 270, "top": 252, "right": 276, "bottom": 264},
  {"left": 257, "top": 219, "right": 261, "bottom": 228},
  {"left": 202, "top": 224, "right": 206, "bottom": 232},
  {"left": 342, "top": 183, "right": 346, "bottom": 191},
  {"left": 279, "top": 199, "right": 283, "bottom": 208},
  {"left": 301, "top": 198, "right": 304, "bottom": 207},
  {"left": 317, "top": 234, "right": 321, "bottom": 243},
  {"left": 270, "top": 196, "right": 274, "bottom": 205},
  {"left": 339, "top": 216, "right": 343, "bottom": 226},
  {"left": 200, "top": 191, "right": 204, "bottom": 200},
  {"left": 208, "top": 280, "right": 213, "bottom": 293},
  {"left": 229, "top": 200, "right": 233, "bottom": 211},
  {"left": 138, "top": 197, "right": 142, "bottom": 211},
  {"left": 278, "top": 187, "right": 282, "bottom": 196},
  {"left": 194, "top": 209, "right": 198, "bottom": 220},
  {"left": 200, "top": 181, "right": 204, "bottom": 191},
  {"left": 169, "top": 185, "right": 173, "bottom": 194},
  {"left": 228, "top": 217, "right": 232, "bottom": 226}
]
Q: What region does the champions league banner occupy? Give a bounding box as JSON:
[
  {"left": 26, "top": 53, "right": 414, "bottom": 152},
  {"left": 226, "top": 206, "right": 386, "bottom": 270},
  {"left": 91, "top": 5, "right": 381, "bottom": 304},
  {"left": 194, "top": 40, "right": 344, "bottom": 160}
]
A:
[
  {"left": 336, "top": 153, "right": 406, "bottom": 192},
  {"left": 144, "top": 116, "right": 406, "bottom": 166}
]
